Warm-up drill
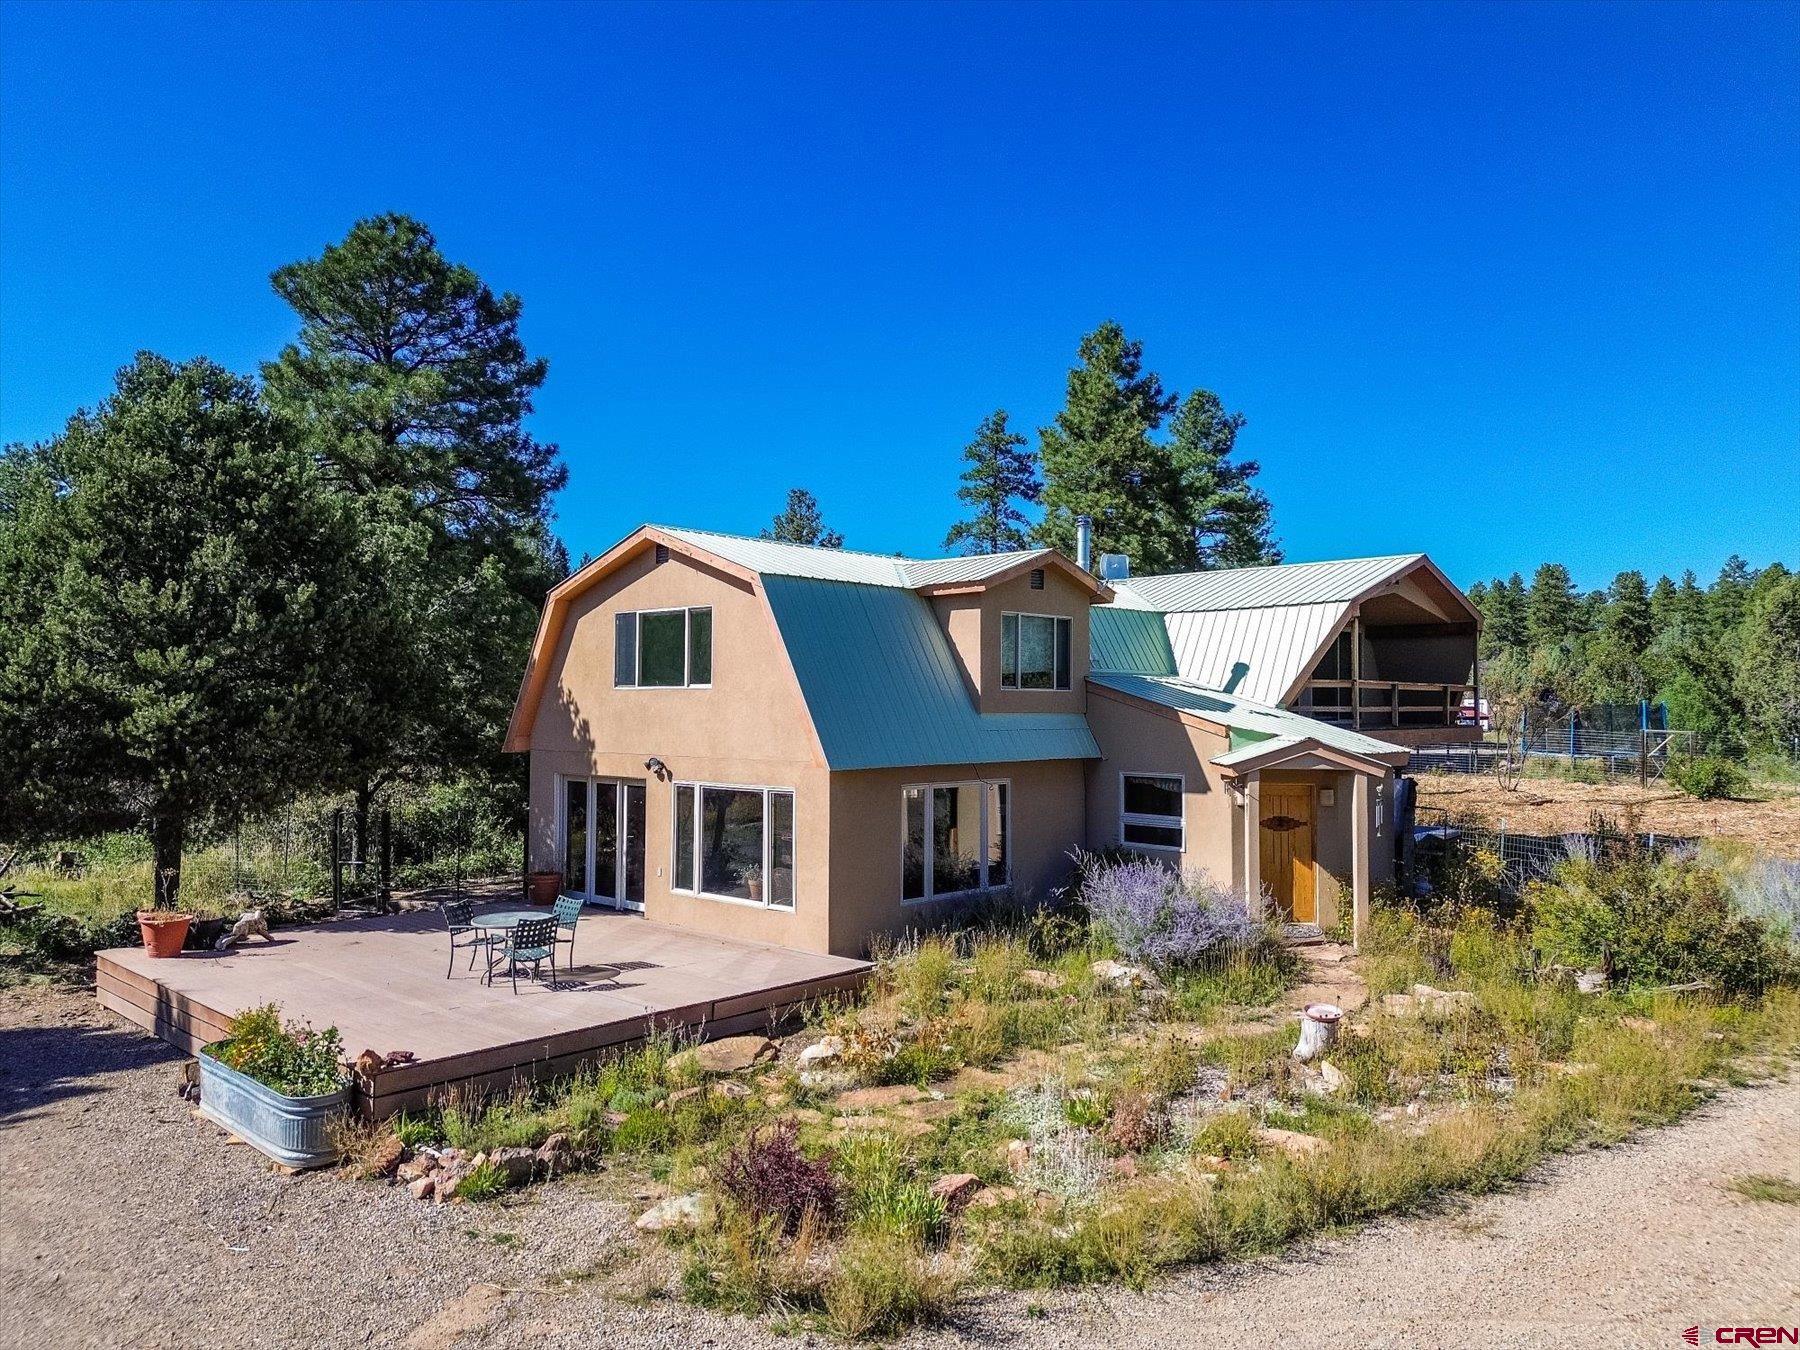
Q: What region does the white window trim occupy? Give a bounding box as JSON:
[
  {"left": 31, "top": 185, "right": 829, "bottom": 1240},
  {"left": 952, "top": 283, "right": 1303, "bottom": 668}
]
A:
[
  {"left": 556, "top": 774, "right": 648, "bottom": 912},
  {"left": 618, "top": 606, "right": 714, "bottom": 689},
  {"left": 999, "top": 611, "right": 1072, "bottom": 692},
  {"left": 1119, "top": 771, "right": 1185, "bottom": 853},
  {"left": 900, "top": 778, "right": 1011, "bottom": 906},
  {"left": 670, "top": 780, "right": 795, "bottom": 911}
]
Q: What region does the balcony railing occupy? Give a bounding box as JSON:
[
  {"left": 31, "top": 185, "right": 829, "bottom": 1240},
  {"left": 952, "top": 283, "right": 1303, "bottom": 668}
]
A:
[{"left": 1294, "top": 680, "right": 1474, "bottom": 730}]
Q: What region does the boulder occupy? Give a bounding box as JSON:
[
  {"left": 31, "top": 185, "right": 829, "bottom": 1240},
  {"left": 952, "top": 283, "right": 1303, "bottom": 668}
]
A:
[
  {"left": 796, "top": 1035, "right": 845, "bottom": 1068},
  {"left": 360, "top": 1134, "right": 408, "bottom": 1179},
  {"left": 1004, "top": 1138, "right": 1033, "bottom": 1173},
  {"left": 1620, "top": 1016, "right": 1659, "bottom": 1034},
  {"left": 1411, "top": 984, "right": 1475, "bottom": 1015},
  {"left": 835, "top": 1084, "right": 927, "bottom": 1111},
  {"left": 799, "top": 1069, "right": 852, "bottom": 1093},
  {"left": 1091, "top": 958, "right": 1152, "bottom": 989},
  {"left": 535, "top": 1133, "right": 574, "bottom": 1177},
  {"left": 407, "top": 1175, "right": 436, "bottom": 1201},
  {"left": 966, "top": 1184, "right": 1019, "bottom": 1210},
  {"left": 927, "top": 1172, "right": 983, "bottom": 1214},
  {"left": 395, "top": 1158, "right": 435, "bottom": 1184},
  {"left": 1019, "top": 969, "right": 1066, "bottom": 992},
  {"left": 1254, "top": 1127, "right": 1333, "bottom": 1161},
  {"left": 670, "top": 1035, "right": 776, "bottom": 1076},
  {"left": 634, "top": 1192, "right": 706, "bottom": 1233},
  {"left": 658, "top": 1086, "right": 705, "bottom": 1110},
  {"left": 489, "top": 1147, "right": 536, "bottom": 1186},
  {"left": 712, "top": 1080, "right": 754, "bottom": 1101}
]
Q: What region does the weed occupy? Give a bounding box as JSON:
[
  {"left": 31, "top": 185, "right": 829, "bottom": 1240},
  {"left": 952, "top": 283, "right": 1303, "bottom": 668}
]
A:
[
  {"left": 455, "top": 1159, "right": 509, "bottom": 1202},
  {"left": 1728, "top": 1173, "right": 1800, "bottom": 1204},
  {"left": 823, "top": 1228, "right": 960, "bottom": 1340}
]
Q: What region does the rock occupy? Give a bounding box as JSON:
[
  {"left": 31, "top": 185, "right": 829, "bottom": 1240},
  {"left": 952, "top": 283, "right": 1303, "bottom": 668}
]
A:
[
  {"left": 928, "top": 1172, "right": 983, "bottom": 1214},
  {"left": 396, "top": 1158, "right": 435, "bottom": 1184},
  {"left": 353, "top": 1048, "right": 387, "bottom": 1078},
  {"left": 600, "top": 1111, "right": 629, "bottom": 1129},
  {"left": 1004, "top": 1138, "right": 1033, "bottom": 1173},
  {"left": 1620, "top": 1016, "right": 1659, "bottom": 1033},
  {"left": 835, "top": 1084, "right": 927, "bottom": 1111},
  {"left": 893, "top": 1098, "right": 960, "bottom": 1122},
  {"left": 635, "top": 1192, "right": 706, "bottom": 1233},
  {"left": 1576, "top": 969, "right": 1609, "bottom": 995},
  {"left": 1091, "top": 958, "right": 1153, "bottom": 989},
  {"left": 535, "top": 1133, "right": 574, "bottom": 1176},
  {"left": 783, "top": 1108, "right": 827, "bottom": 1126},
  {"left": 796, "top": 1035, "right": 845, "bottom": 1067},
  {"left": 1019, "top": 969, "right": 1066, "bottom": 991},
  {"left": 489, "top": 1147, "right": 536, "bottom": 1185},
  {"left": 362, "top": 1134, "right": 407, "bottom": 1179},
  {"left": 408, "top": 1175, "right": 436, "bottom": 1201},
  {"left": 435, "top": 1170, "right": 467, "bottom": 1203},
  {"left": 1319, "top": 1061, "right": 1347, "bottom": 1094},
  {"left": 658, "top": 1086, "right": 705, "bottom": 1110},
  {"left": 1254, "top": 1127, "right": 1333, "bottom": 1161},
  {"left": 799, "top": 1069, "right": 852, "bottom": 1093},
  {"left": 831, "top": 1114, "right": 933, "bottom": 1139},
  {"left": 1411, "top": 984, "right": 1475, "bottom": 1015},
  {"left": 1380, "top": 993, "right": 1417, "bottom": 1015},
  {"left": 966, "top": 1184, "right": 1019, "bottom": 1210},
  {"left": 712, "top": 1080, "right": 754, "bottom": 1101},
  {"left": 670, "top": 1035, "right": 776, "bottom": 1076}
]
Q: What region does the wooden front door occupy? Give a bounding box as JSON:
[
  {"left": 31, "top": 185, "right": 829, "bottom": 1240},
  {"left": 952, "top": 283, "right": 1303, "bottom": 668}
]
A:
[{"left": 1258, "top": 784, "right": 1317, "bottom": 923}]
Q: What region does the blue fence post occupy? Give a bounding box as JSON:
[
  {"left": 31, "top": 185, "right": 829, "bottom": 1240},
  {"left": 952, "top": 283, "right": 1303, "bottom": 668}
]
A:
[
  {"left": 1639, "top": 698, "right": 1649, "bottom": 732},
  {"left": 1519, "top": 709, "right": 1528, "bottom": 758}
]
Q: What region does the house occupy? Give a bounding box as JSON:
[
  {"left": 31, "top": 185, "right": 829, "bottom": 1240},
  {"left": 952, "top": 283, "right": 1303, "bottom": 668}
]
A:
[{"left": 504, "top": 525, "right": 1481, "bottom": 958}]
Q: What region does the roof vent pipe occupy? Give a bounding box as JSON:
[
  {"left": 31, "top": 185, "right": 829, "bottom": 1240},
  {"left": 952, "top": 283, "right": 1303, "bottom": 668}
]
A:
[{"left": 1075, "top": 515, "right": 1092, "bottom": 572}]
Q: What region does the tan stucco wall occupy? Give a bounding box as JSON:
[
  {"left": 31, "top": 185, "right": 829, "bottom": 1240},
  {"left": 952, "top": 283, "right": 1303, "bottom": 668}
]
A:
[
  {"left": 932, "top": 569, "right": 1092, "bottom": 716},
  {"left": 826, "top": 758, "right": 1088, "bottom": 954},
  {"left": 527, "top": 550, "right": 833, "bottom": 951}
]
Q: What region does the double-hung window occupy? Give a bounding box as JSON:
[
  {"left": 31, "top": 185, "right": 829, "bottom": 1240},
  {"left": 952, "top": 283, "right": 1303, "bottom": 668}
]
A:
[
  {"left": 901, "top": 780, "right": 1009, "bottom": 903},
  {"left": 672, "top": 783, "right": 794, "bottom": 909},
  {"left": 614, "top": 607, "right": 712, "bottom": 687},
  {"left": 1000, "top": 613, "right": 1072, "bottom": 690},
  {"left": 1120, "top": 773, "right": 1184, "bottom": 851}
]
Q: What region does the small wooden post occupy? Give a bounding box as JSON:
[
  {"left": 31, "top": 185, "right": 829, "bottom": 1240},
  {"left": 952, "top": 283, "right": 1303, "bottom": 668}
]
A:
[
  {"left": 1390, "top": 681, "right": 1400, "bottom": 728},
  {"left": 379, "top": 808, "right": 393, "bottom": 904},
  {"left": 1242, "top": 774, "right": 1263, "bottom": 920},
  {"left": 330, "top": 808, "right": 343, "bottom": 910},
  {"left": 1351, "top": 774, "right": 1372, "bottom": 950}
]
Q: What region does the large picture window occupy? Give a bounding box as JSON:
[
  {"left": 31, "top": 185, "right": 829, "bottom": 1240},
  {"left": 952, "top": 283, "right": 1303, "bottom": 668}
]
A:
[
  {"left": 672, "top": 783, "right": 795, "bottom": 909},
  {"left": 613, "top": 607, "right": 713, "bottom": 688},
  {"left": 902, "top": 780, "right": 1009, "bottom": 903},
  {"left": 1000, "top": 613, "right": 1071, "bottom": 690},
  {"left": 1120, "top": 773, "right": 1184, "bottom": 851}
]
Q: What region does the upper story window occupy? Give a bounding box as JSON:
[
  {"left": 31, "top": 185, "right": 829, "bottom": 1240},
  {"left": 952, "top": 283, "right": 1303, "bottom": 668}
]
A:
[
  {"left": 1001, "top": 612, "right": 1072, "bottom": 691},
  {"left": 614, "top": 607, "right": 712, "bottom": 688}
]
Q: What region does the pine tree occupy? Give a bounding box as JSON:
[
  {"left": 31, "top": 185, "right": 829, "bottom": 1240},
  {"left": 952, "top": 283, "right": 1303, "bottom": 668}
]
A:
[
  {"left": 1476, "top": 572, "right": 1528, "bottom": 657},
  {"left": 1034, "top": 322, "right": 1183, "bottom": 572},
  {"left": 763, "top": 488, "right": 844, "bottom": 548},
  {"left": 943, "top": 411, "right": 1038, "bottom": 554},
  {"left": 0, "top": 354, "right": 387, "bottom": 904},
  {"left": 1167, "top": 390, "right": 1280, "bottom": 569},
  {"left": 1526, "top": 563, "right": 1579, "bottom": 648},
  {"left": 262, "top": 214, "right": 567, "bottom": 853},
  {"left": 1735, "top": 574, "right": 1800, "bottom": 752},
  {"left": 1709, "top": 554, "right": 1756, "bottom": 635},
  {"left": 1593, "top": 569, "right": 1656, "bottom": 698},
  {"left": 1648, "top": 575, "right": 1679, "bottom": 629}
]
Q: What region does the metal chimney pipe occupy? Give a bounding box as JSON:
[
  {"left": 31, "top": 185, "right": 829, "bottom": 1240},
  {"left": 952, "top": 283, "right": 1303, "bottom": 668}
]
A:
[{"left": 1075, "top": 515, "right": 1092, "bottom": 572}]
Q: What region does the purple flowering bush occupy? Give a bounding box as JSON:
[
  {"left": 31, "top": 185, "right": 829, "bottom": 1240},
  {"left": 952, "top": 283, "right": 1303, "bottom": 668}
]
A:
[{"left": 1080, "top": 854, "right": 1257, "bottom": 970}]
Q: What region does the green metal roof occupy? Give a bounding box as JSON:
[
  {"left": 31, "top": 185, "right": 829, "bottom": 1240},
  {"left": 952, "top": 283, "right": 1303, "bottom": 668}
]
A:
[
  {"left": 1087, "top": 672, "right": 1407, "bottom": 760},
  {"left": 1111, "top": 554, "right": 1424, "bottom": 613},
  {"left": 763, "top": 575, "right": 1100, "bottom": 771},
  {"left": 657, "top": 526, "right": 1057, "bottom": 592},
  {"left": 1090, "top": 607, "right": 1177, "bottom": 676}
]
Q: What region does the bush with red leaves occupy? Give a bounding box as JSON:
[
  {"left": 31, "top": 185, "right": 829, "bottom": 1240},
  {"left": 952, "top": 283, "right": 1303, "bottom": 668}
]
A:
[{"left": 717, "top": 1122, "right": 840, "bottom": 1234}]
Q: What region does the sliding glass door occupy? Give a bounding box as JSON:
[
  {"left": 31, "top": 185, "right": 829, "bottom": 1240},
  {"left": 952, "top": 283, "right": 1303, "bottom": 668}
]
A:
[{"left": 560, "top": 777, "right": 646, "bottom": 913}]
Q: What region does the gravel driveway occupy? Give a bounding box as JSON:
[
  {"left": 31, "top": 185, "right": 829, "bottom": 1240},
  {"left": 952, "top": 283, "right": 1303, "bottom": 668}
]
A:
[{"left": 2, "top": 983, "right": 1796, "bottom": 1349}]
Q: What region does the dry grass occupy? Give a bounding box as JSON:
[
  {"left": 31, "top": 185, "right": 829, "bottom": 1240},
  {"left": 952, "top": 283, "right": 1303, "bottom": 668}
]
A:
[{"left": 1415, "top": 773, "right": 1800, "bottom": 858}]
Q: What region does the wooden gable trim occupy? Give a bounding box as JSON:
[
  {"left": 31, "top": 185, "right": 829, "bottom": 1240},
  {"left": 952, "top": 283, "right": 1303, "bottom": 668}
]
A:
[
  {"left": 502, "top": 525, "right": 764, "bottom": 753},
  {"left": 914, "top": 551, "right": 1114, "bottom": 602},
  {"left": 1214, "top": 738, "right": 1400, "bottom": 778}
]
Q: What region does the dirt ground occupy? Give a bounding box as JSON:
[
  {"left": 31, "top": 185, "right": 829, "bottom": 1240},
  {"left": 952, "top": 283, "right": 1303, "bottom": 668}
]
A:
[
  {"left": 1415, "top": 773, "right": 1800, "bottom": 858},
  {"left": 3, "top": 981, "right": 1798, "bottom": 1349}
]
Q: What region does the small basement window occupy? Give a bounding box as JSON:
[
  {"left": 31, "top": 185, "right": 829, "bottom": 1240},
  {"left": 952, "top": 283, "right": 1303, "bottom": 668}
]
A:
[{"left": 1120, "top": 773, "right": 1184, "bottom": 851}]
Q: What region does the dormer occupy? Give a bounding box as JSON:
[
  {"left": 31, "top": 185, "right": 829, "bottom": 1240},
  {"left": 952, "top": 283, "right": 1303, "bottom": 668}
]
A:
[{"left": 913, "top": 551, "right": 1111, "bottom": 715}]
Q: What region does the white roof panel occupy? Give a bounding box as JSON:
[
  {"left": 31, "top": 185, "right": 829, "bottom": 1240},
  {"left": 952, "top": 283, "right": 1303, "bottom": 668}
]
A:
[
  {"left": 1161, "top": 602, "right": 1349, "bottom": 705},
  {"left": 1113, "top": 554, "right": 1423, "bottom": 613}
]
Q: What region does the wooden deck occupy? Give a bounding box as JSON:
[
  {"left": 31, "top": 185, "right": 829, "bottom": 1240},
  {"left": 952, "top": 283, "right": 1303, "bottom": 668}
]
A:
[{"left": 96, "top": 907, "right": 870, "bottom": 1116}]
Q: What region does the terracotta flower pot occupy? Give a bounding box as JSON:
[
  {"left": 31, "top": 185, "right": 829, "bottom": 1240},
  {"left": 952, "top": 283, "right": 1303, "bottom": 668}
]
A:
[
  {"left": 136, "top": 911, "right": 193, "bottom": 959},
  {"left": 527, "top": 870, "right": 563, "bottom": 905}
]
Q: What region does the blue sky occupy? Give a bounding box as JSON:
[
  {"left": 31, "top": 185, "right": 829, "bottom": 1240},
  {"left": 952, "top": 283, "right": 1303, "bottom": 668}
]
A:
[{"left": 3, "top": 1, "right": 1796, "bottom": 591}]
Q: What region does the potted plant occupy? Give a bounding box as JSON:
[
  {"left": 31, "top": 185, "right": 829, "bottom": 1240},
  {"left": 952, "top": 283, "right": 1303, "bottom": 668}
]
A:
[
  {"left": 196, "top": 1004, "right": 350, "bottom": 1169},
  {"left": 528, "top": 869, "right": 563, "bottom": 905},
  {"left": 736, "top": 862, "right": 764, "bottom": 904},
  {"left": 136, "top": 907, "right": 194, "bottom": 958}
]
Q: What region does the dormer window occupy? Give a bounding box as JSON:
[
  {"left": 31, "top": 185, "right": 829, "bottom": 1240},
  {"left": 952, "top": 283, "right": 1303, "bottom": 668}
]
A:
[{"left": 1000, "top": 612, "right": 1072, "bottom": 691}]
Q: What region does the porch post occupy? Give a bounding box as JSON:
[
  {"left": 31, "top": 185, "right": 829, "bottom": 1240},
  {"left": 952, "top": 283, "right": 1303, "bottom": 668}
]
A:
[
  {"left": 1242, "top": 772, "right": 1262, "bottom": 920},
  {"left": 1351, "top": 610, "right": 1363, "bottom": 730},
  {"left": 1351, "top": 772, "right": 1372, "bottom": 950}
]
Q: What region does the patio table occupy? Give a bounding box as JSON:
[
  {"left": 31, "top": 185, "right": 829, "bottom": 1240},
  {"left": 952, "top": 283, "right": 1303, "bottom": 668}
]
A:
[{"left": 471, "top": 909, "right": 554, "bottom": 985}]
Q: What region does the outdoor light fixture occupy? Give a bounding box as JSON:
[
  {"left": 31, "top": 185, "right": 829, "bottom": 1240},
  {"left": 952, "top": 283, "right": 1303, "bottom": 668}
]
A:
[
  {"left": 1227, "top": 782, "right": 1246, "bottom": 808},
  {"left": 645, "top": 757, "right": 668, "bottom": 778}
]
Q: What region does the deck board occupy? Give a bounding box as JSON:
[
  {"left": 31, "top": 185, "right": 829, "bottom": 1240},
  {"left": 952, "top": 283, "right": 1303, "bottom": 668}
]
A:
[{"left": 96, "top": 907, "right": 869, "bottom": 1115}]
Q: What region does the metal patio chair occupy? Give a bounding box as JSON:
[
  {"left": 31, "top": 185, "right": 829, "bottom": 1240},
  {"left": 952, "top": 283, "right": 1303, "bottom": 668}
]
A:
[
  {"left": 487, "top": 915, "right": 559, "bottom": 994},
  {"left": 440, "top": 898, "right": 496, "bottom": 978},
  {"left": 551, "top": 894, "right": 583, "bottom": 966}
]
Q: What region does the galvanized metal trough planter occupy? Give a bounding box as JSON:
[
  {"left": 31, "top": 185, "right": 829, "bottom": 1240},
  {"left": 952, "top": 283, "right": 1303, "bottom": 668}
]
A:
[{"left": 197, "top": 1042, "right": 350, "bottom": 1170}]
